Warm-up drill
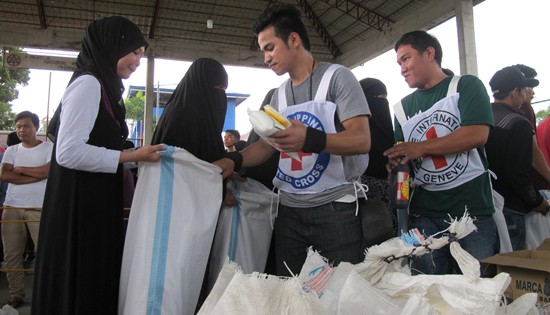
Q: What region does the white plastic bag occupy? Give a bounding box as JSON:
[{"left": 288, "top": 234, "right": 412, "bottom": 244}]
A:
[
  {"left": 0, "top": 304, "right": 18, "bottom": 315},
  {"left": 492, "top": 189, "right": 514, "bottom": 253},
  {"left": 525, "top": 210, "right": 550, "bottom": 249},
  {"left": 119, "top": 147, "right": 223, "bottom": 315},
  {"left": 248, "top": 106, "right": 299, "bottom": 161}
]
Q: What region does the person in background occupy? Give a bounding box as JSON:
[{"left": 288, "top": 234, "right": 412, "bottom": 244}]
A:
[
  {"left": 0, "top": 131, "right": 22, "bottom": 265},
  {"left": 32, "top": 16, "right": 164, "bottom": 315},
  {"left": 358, "top": 78, "right": 394, "bottom": 204},
  {"left": 1, "top": 111, "right": 53, "bottom": 309},
  {"left": 223, "top": 129, "right": 241, "bottom": 152},
  {"left": 215, "top": 4, "right": 371, "bottom": 276},
  {"left": 537, "top": 115, "right": 550, "bottom": 166},
  {"left": 513, "top": 64, "right": 550, "bottom": 193},
  {"left": 384, "top": 30, "right": 497, "bottom": 276},
  {"left": 485, "top": 66, "right": 549, "bottom": 250},
  {"left": 358, "top": 78, "right": 396, "bottom": 247},
  {"left": 233, "top": 139, "right": 247, "bottom": 152}
]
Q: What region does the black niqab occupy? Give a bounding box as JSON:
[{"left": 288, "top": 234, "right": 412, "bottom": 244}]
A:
[
  {"left": 71, "top": 16, "right": 147, "bottom": 138},
  {"left": 152, "top": 58, "right": 229, "bottom": 163},
  {"left": 360, "top": 78, "right": 394, "bottom": 179}
]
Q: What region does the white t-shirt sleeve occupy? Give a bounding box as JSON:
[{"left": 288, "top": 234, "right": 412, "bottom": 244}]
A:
[{"left": 56, "top": 75, "right": 121, "bottom": 173}]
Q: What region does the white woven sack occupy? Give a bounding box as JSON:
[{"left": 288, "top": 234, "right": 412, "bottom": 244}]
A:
[
  {"left": 336, "top": 268, "right": 406, "bottom": 315},
  {"left": 496, "top": 293, "right": 539, "bottom": 315},
  {"left": 119, "top": 147, "right": 223, "bottom": 315},
  {"left": 374, "top": 271, "right": 511, "bottom": 315},
  {"left": 298, "top": 248, "right": 335, "bottom": 297},
  {"left": 208, "top": 178, "right": 277, "bottom": 292},
  {"left": 206, "top": 271, "right": 325, "bottom": 314},
  {"left": 319, "top": 262, "right": 355, "bottom": 314},
  {"left": 198, "top": 260, "right": 241, "bottom": 315}
]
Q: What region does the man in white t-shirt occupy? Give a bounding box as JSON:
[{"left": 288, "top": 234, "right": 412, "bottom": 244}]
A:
[{"left": 0, "top": 111, "right": 53, "bottom": 308}]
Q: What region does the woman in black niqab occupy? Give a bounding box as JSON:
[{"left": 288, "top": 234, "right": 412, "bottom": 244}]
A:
[{"left": 152, "top": 58, "right": 229, "bottom": 163}]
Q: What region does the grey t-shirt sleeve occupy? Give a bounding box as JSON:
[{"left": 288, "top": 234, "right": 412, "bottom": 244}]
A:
[{"left": 329, "top": 66, "right": 371, "bottom": 123}]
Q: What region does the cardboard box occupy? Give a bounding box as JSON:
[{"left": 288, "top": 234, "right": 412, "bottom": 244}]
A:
[
  {"left": 538, "top": 238, "right": 550, "bottom": 251},
  {"left": 482, "top": 238, "right": 550, "bottom": 312}
]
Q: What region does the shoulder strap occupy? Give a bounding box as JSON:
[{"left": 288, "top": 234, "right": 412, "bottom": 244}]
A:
[
  {"left": 393, "top": 75, "right": 462, "bottom": 127},
  {"left": 277, "top": 80, "right": 289, "bottom": 111},
  {"left": 393, "top": 100, "right": 407, "bottom": 126},
  {"left": 314, "top": 64, "right": 343, "bottom": 101},
  {"left": 446, "top": 75, "right": 461, "bottom": 97}
]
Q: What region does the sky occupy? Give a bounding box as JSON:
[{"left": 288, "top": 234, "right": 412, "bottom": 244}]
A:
[{"left": 10, "top": 0, "right": 550, "bottom": 135}]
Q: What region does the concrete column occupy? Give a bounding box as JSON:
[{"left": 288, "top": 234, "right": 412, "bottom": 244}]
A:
[
  {"left": 455, "top": 0, "right": 478, "bottom": 75},
  {"left": 143, "top": 54, "right": 155, "bottom": 146}
]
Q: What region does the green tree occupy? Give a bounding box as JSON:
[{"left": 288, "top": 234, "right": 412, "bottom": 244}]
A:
[
  {"left": 0, "top": 47, "right": 30, "bottom": 130},
  {"left": 535, "top": 106, "right": 550, "bottom": 125},
  {"left": 125, "top": 91, "right": 145, "bottom": 121}
]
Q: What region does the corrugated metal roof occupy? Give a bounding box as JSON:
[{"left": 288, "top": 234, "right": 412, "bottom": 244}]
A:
[{"left": 0, "top": 0, "right": 483, "bottom": 68}]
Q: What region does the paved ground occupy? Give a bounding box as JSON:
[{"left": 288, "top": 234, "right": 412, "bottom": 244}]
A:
[{"left": 0, "top": 264, "right": 34, "bottom": 315}]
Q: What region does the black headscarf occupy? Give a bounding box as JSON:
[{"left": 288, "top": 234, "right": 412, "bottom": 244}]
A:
[
  {"left": 360, "top": 78, "right": 394, "bottom": 179},
  {"left": 151, "top": 58, "right": 229, "bottom": 163},
  {"left": 65, "top": 16, "right": 147, "bottom": 139}
]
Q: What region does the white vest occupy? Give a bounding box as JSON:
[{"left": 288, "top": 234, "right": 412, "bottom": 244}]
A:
[
  {"left": 272, "top": 64, "right": 355, "bottom": 194},
  {"left": 394, "top": 76, "right": 485, "bottom": 191}
]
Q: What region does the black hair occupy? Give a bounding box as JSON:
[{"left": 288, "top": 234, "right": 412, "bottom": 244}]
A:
[
  {"left": 514, "top": 64, "right": 537, "bottom": 79},
  {"left": 252, "top": 3, "right": 311, "bottom": 52},
  {"left": 493, "top": 90, "right": 512, "bottom": 101},
  {"left": 234, "top": 140, "right": 247, "bottom": 152},
  {"left": 225, "top": 129, "right": 240, "bottom": 140},
  {"left": 6, "top": 131, "right": 21, "bottom": 147},
  {"left": 15, "top": 111, "right": 40, "bottom": 129},
  {"left": 442, "top": 68, "right": 455, "bottom": 76},
  {"left": 394, "top": 30, "right": 443, "bottom": 66}
]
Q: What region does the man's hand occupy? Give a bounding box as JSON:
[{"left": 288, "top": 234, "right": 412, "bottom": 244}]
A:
[
  {"left": 384, "top": 142, "right": 426, "bottom": 165},
  {"left": 532, "top": 199, "right": 550, "bottom": 215},
  {"left": 385, "top": 158, "right": 401, "bottom": 178},
  {"left": 268, "top": 119, "right": 307, "bottom": 152},
  {"left": 211, "top": 158, "right": 235, "bottom": 179},
  {"left": 221, "top": 188, "right": 238, "bottom": 208}
]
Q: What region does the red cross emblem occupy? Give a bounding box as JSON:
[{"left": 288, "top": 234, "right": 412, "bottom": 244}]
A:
[
  {"left": 281, "top": 151, "right": 313, "bottom": 171},
  {"left": 426, "top": 127, "right": 448, "bottom": 169}
]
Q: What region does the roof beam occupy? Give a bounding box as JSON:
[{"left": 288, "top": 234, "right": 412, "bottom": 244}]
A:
[
  {"left": 318, "top": 0, "right": 393, "bottom": 31},
  {"left": 148, "top": 0, "right": 162, "bottom": 39},
  {"left": 0, "top": 23, "right": 265, "bottom": 68},
  {"left": 296, "top": 0, "right": 342, "bottom": 59},
  {"left": 337, "top": 0, "right": 458, "bottom": 68},
  {"left": 35, "top": 0, "right": 47, "bottom": 29}
]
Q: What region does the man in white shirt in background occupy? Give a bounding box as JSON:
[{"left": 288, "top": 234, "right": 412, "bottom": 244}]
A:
[{"left": 1, "top": 111, "right": 53, "bottom": 308}]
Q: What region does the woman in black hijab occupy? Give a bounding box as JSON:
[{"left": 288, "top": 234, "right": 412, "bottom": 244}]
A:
[
  {"left": 152, "top": 57, "right": 228, "bottom": 163},
  {"left": 32, "top": 16, "right": 164, "bottom": 315}
]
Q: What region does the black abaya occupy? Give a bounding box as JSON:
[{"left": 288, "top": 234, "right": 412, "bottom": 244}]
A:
[{"left": 32, "top": 16, "right": 147, "bottom": 315}]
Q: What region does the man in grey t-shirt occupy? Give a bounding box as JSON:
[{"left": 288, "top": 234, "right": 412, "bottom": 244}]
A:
[{"left": 214, "top": 4, "right": 371, "bottom": 276}]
